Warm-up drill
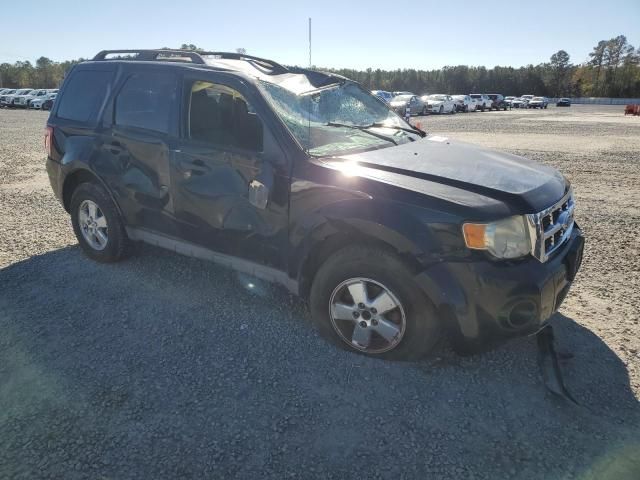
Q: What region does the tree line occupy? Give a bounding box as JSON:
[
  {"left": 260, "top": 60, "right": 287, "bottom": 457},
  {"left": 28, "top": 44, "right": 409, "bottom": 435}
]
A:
[{"left": 1, "top": 36, "right": 638, "bottom": 98}]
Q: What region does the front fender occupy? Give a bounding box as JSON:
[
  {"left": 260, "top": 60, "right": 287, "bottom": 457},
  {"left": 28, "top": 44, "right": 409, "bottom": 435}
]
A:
[{"left": 289, "top": 195, "right": 457, "bottom": 283}]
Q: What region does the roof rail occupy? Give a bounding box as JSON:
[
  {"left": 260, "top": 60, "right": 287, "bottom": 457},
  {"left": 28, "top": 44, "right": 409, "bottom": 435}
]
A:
[
  {"left": 92, "top": 49, "right": 289, "bottom": 75},
  {"left": 193, "top": 51, "right": 289, "bottom": 75},
  {"left": 92, "top": 49, "right": 207, "bottom": 64}
]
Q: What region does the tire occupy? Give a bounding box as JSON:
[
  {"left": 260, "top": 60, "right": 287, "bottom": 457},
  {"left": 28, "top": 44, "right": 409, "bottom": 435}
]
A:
[
  {"left": 422, "top": 106, "right": 427, "bottom": 115},
  {"left": 464, "top": 105, "right": 468, "bottom": 113},
  {"left": 439, "top": 105, "right": 443, "bottom": 114},
  {"left": 309, "top": 245, "right": 441, "bottom": 360},
  {"left": 481, "top": 104, "right": 485, "bottom": 112},
  {"left": 70, "top": 182, "right": 129, "bottom": 263}
]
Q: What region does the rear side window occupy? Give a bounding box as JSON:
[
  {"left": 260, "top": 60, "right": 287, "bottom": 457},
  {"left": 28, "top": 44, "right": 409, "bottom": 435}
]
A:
[
  {"left": 115, "top": 72, "right": 177, "bottom": 134},
  {"left": 57, "top": 70, "right": 112, "bottom": 122}
]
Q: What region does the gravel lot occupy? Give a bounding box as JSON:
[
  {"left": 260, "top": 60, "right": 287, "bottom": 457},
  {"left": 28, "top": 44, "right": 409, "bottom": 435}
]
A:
[{"left": 1, "top": 105, "right": 639, "bottom": 479}]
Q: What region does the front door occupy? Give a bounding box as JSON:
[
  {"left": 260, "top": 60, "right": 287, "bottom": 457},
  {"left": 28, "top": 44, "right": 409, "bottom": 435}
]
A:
[{"left": 171, "top": 75, "right": 290, "bottom": 270}]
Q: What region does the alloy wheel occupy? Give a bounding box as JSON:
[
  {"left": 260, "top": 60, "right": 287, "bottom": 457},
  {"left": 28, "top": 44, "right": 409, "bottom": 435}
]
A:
[
  {"left": 329, "top": 277, "right": 406, "bottom": 354},
  {"left": 78, "top": 199, "right": 108, "bottom": 250}
]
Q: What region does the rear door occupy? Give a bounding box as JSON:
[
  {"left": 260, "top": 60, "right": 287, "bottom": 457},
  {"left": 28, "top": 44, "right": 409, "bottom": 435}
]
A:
[
  {"left": 171, "top": 73, "right": 290, "bottom": 270},
  {"left": 100, "top": 67, "right": 181, "bottom": 236}
]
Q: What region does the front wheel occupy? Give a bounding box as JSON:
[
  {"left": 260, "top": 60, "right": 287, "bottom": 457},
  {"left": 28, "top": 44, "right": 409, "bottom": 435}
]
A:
[
  {"left": 422, "top": 106, "right": 427, "bottom": 115},
  {"left": 439, "top": 105, "right": 443, "bottom": 114},
  {"left": 310, "top": 246, "right": 441, "bottom": 360},
  {"left": 70, "top": 182, "right": 130, "bottom": 263}
]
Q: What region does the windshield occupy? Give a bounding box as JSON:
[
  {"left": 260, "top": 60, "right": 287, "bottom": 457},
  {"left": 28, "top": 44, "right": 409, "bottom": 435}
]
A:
[
  {"left": 259, "top": 80, "right": 413, "bottom": 156},
  {"left": 429, "top": 95, "right": 447, "bottom": 101},
  {"left": 532, "top": 97, "right": 544, "bottom": 101}
]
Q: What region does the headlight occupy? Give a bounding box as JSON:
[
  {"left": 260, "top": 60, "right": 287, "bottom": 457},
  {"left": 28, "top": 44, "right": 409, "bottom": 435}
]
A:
[{"left": 462, "top": 216, "right": 531, "bottom": 259}]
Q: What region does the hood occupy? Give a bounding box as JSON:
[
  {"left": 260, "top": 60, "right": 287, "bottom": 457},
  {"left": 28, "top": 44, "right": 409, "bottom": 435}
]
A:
[
  {"left": 335, "top": 135, "right": 566, "bottom": 213},
  {"left": 389, "top": 101, "right": 408, "bottom": 107},
  {"left": 426, "top": 100, "right": 444, "bottom": 105}
]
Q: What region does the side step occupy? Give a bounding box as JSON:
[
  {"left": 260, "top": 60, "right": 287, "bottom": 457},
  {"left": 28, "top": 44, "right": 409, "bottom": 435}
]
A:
[{"left": 126, "top": 227, "right": 298, "bottom": 294}]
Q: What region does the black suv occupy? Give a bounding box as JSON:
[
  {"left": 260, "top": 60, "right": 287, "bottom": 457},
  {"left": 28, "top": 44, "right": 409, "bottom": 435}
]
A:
[
  {"left": 487, "top": 94, "right": 508, "bottom": 110},
  {"left": 46, "top": 49, "right": 584, "bottom": 359}
]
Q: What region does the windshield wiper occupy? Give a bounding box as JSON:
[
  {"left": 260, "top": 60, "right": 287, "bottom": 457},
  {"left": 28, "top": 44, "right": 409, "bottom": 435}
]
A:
[
  {"left": 325, "top": 122, "right": 397, "bottom": 145},
  {"left": 369, "top": 122, "right": 426, "bottom": 137}
]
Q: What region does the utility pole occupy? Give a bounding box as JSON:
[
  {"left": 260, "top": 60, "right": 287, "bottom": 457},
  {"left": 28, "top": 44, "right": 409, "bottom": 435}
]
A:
[{"left": 308, "top": 17, "right": 312, "bottom": 68}]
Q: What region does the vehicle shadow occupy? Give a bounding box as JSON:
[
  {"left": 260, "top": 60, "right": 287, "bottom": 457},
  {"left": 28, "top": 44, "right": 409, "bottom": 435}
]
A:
[{"left": 1, "top": 245, "right": 639, "bottom": 479}]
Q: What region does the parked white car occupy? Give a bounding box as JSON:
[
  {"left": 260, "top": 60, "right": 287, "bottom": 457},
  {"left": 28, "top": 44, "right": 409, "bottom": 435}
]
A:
[
  {"left": 519, "top": 94, "right": 535, "bottom": 107},
  {"left": 0, "top": 89, "right": 17, "bottom": 107},
  {"left": 527, "top": 96, "right": 549, "bottom": 109},
  {"left": 30, "top": 92, "right": 57, "bottom": 110},
  {"left": 469, "top": 94, "right": 493, "bottom": 112},
  {"left": 5, "top": 88, "right": 34, "bottom": 107},
  {"left": 421, "top": 94, "right": 456, "bottom": 114},
  {"left": 17, "top": 88, "right": 50, "bottom": 107},
  {"left": 452, "top": 94, "right": 476, "bottom": 113}
]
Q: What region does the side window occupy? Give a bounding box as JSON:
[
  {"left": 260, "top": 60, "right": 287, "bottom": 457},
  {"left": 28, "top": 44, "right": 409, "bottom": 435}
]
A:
[
  {"left": 57, "top": 70, "right": 113, "bottom": 122},
  {"left": 115, "top": 72, "right": 177, "bottom": 134},
  {"left": 187, "top": 81, "right": 263, "bottom": 152}
]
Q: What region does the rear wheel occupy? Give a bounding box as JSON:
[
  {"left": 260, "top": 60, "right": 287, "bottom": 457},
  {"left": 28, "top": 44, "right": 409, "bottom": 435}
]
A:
[
  {"left": 310, "top": 246, "right": 441, "bottom": 360},
  {"left": 70, "top": 182, "right": 129, "bottom": 263}
]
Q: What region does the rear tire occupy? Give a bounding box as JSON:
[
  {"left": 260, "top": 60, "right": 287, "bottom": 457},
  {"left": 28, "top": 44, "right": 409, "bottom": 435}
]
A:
[
  {"left": 70, "top": 182, "right": 130, "bottom": 263},
  {"left": 309, "top": 245, "right": 441, "bottom": 360}
]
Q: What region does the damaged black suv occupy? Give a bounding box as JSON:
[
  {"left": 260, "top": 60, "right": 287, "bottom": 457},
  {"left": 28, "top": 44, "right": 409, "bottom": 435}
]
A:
[{"left": 46, "top": 49, "right": 584, "bottom": 359}]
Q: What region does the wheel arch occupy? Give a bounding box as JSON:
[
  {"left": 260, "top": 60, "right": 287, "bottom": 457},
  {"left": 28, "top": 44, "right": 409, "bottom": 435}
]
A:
[
  {"left": 296, "top": 217, "right": 426, "bottom": 300},
  {"left": 62, "top": 168, "right": 122, "bottom": 217}
]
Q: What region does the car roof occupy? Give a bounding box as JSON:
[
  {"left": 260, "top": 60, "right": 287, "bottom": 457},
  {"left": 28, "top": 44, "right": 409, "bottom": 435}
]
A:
[{"left": 82, "top": 49, "right": 350, "bottom": 95}]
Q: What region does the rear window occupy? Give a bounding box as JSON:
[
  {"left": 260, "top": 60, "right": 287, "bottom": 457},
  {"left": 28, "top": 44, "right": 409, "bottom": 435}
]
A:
[
  {"left": 57, "top": 70, "right": 112, "bottom": 122},
  {"left": 115, "top": 72, "right": 177, "bottom": 134}
]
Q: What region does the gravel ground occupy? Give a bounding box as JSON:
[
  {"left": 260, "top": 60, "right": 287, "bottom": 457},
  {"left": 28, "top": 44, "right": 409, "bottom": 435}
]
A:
[{"left": 1, "top": 105, "right": 639, "bottom": 479}]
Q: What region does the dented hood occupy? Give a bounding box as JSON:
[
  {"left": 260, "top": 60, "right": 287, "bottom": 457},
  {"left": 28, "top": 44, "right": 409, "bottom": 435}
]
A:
[{"left": 338, "top": 134, "right": 567, "bottom": 212}]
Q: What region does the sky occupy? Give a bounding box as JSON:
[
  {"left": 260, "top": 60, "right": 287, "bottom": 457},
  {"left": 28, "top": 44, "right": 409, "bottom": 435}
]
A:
[{"left": 1, "top": 0, "right": 639, "bottom": 70}]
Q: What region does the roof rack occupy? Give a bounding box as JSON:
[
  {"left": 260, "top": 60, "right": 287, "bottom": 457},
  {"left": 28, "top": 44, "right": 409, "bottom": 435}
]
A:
[
  {"left": 92, "top": 49, "right": 289, "bottom": 74},
  {"left": 93, "top": 49, "right": 207, "bottom": 64},
  {"left": 202, "top": 52, "right": 288, "bottom": 75}
]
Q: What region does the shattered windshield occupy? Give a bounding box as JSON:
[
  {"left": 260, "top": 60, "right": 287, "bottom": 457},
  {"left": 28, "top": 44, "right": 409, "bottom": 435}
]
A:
[{"left": 258, "top": 80, "right": 414, "bottom": 156}]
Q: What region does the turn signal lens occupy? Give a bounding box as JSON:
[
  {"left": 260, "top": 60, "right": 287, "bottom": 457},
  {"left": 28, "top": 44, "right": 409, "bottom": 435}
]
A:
[{"left": 462, "top": 223, "right": 487, "bottom": 249}]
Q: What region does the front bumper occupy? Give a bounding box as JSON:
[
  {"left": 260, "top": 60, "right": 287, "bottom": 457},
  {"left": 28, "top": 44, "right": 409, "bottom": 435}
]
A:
[{"left": 415, "top": 226, "right": 584, "bottom": 348}]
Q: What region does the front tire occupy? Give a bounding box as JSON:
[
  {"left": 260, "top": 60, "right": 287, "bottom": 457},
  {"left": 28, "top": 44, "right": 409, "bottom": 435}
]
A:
[
  {"left": 70, "top": 182, "right": 129, "bottom": 263},
  {"left": 310, "top": 246, "right": 441, "bottom": 360}
]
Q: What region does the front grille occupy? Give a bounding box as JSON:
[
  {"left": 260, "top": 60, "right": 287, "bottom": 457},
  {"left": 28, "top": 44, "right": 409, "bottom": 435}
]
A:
[{"left": 526, "top": 189, "right": 575, "bottom": 262}]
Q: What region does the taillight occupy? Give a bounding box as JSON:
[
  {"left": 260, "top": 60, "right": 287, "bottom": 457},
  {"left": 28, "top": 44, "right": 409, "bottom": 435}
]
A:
[{"left": 44, "top": 126, "right": 53, "bottom": 157}]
